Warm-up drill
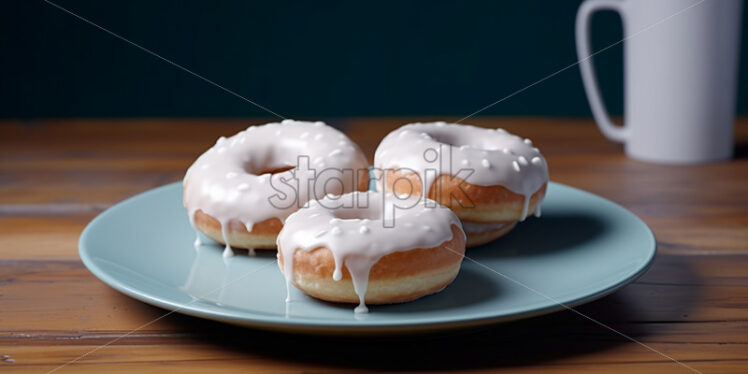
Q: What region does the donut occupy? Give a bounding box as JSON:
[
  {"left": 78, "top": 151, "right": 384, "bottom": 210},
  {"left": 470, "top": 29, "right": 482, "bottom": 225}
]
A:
[
  {"left": 374, "top": 122, "right": 549, "bottom": 247},
  {"left": 277, "top": 191, "right": 466, "bottom": 313},
  {"left": 184, "top": 120, "right": 369, "bottom": 255}
]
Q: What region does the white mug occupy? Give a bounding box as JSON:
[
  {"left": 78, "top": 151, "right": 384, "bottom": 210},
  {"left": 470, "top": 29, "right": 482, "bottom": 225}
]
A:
[{"left": 576, "top": 0, "right": 743, "bottom": 164}]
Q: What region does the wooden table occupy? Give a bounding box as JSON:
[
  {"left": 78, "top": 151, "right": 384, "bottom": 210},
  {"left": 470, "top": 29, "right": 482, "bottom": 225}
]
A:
[{"left": 1, "top": 117, "right": 747, "bottom": 373}]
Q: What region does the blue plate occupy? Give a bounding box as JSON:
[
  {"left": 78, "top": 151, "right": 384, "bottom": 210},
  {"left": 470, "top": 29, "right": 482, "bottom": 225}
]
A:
[{"left": 79, "top": 182, "right": 655, "bottom": 334}]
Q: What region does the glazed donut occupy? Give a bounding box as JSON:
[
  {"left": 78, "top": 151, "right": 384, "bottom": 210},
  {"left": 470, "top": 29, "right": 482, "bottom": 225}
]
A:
[
  {"left": 277, "top": 191, "right": 466, "bottom": 312},
  {"left": 374, "top": 122, "right": 549, "bottom": 247},
  {"left": 184, "top": 120, "right": 369, "bottom": 255}
]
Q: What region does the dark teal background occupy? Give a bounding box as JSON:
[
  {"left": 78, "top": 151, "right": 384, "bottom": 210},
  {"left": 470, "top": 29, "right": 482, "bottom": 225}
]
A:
[{"left": 2, "top": 1, "right": 746, "bottom": 118}]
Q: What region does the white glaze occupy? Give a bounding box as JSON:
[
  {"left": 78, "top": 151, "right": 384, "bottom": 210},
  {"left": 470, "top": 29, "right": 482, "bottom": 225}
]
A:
[
  {"left": 277, "top": 191, "right": 464, "bottom": 313},
  {"left": 184, "top": 120, "right": 369, "bottom": 249},
  {"left": 374, "top": 122, "right": 549, "bottom": 221}
]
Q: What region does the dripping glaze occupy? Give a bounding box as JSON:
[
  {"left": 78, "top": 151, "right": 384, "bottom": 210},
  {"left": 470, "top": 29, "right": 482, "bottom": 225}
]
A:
[
  {"left": 374, "top": 122, "right": 549, "bottom": 221},
  {"left": 277, "top": 191, "right": 464, "bottom": 313},
  {"left": 183, "top": 119, "right": 369, "bottom": 251}
]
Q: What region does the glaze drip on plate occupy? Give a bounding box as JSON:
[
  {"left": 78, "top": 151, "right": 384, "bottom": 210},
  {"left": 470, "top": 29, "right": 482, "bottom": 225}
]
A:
[
  {"left": 374, "top": 122, "right": 549, "bottom": 221},
  {"left": 183, "top": 120, "right": 369, "bottom": 249},
  {"left": 277, "top": 191, "right": 464, "bottom": 313}
]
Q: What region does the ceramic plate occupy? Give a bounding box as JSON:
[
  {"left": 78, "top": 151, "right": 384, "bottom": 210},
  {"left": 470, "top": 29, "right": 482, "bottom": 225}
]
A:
[{"left": 79, "top": 182, "right": 655, "bottom": 334}]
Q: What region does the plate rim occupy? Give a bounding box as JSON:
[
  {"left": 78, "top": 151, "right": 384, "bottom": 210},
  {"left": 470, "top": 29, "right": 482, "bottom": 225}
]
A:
[{"left": 79, "top": 182, "right": 657, "bottom": 333}]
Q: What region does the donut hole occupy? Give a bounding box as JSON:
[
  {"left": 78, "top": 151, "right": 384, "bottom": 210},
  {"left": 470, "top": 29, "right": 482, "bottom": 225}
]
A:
[
  {"left": 427, "top": 132, "right": 461, "bottom": 147},
  {"left": 426, "top": 130, "right": 502, "bottom": 151},
  {"left": 244, "top": 164, "right": 294, "bottom": 176}
]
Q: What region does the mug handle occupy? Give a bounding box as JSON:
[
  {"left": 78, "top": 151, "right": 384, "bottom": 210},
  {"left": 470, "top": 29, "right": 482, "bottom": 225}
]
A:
[{"left": 575, "top": 0, "right": 629, "bottom": 142}]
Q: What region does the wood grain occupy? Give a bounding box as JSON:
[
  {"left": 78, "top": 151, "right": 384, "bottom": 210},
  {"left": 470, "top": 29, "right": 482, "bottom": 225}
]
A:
[{"left": 0, "top": 118, "right": 746, "bottom": 373}]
